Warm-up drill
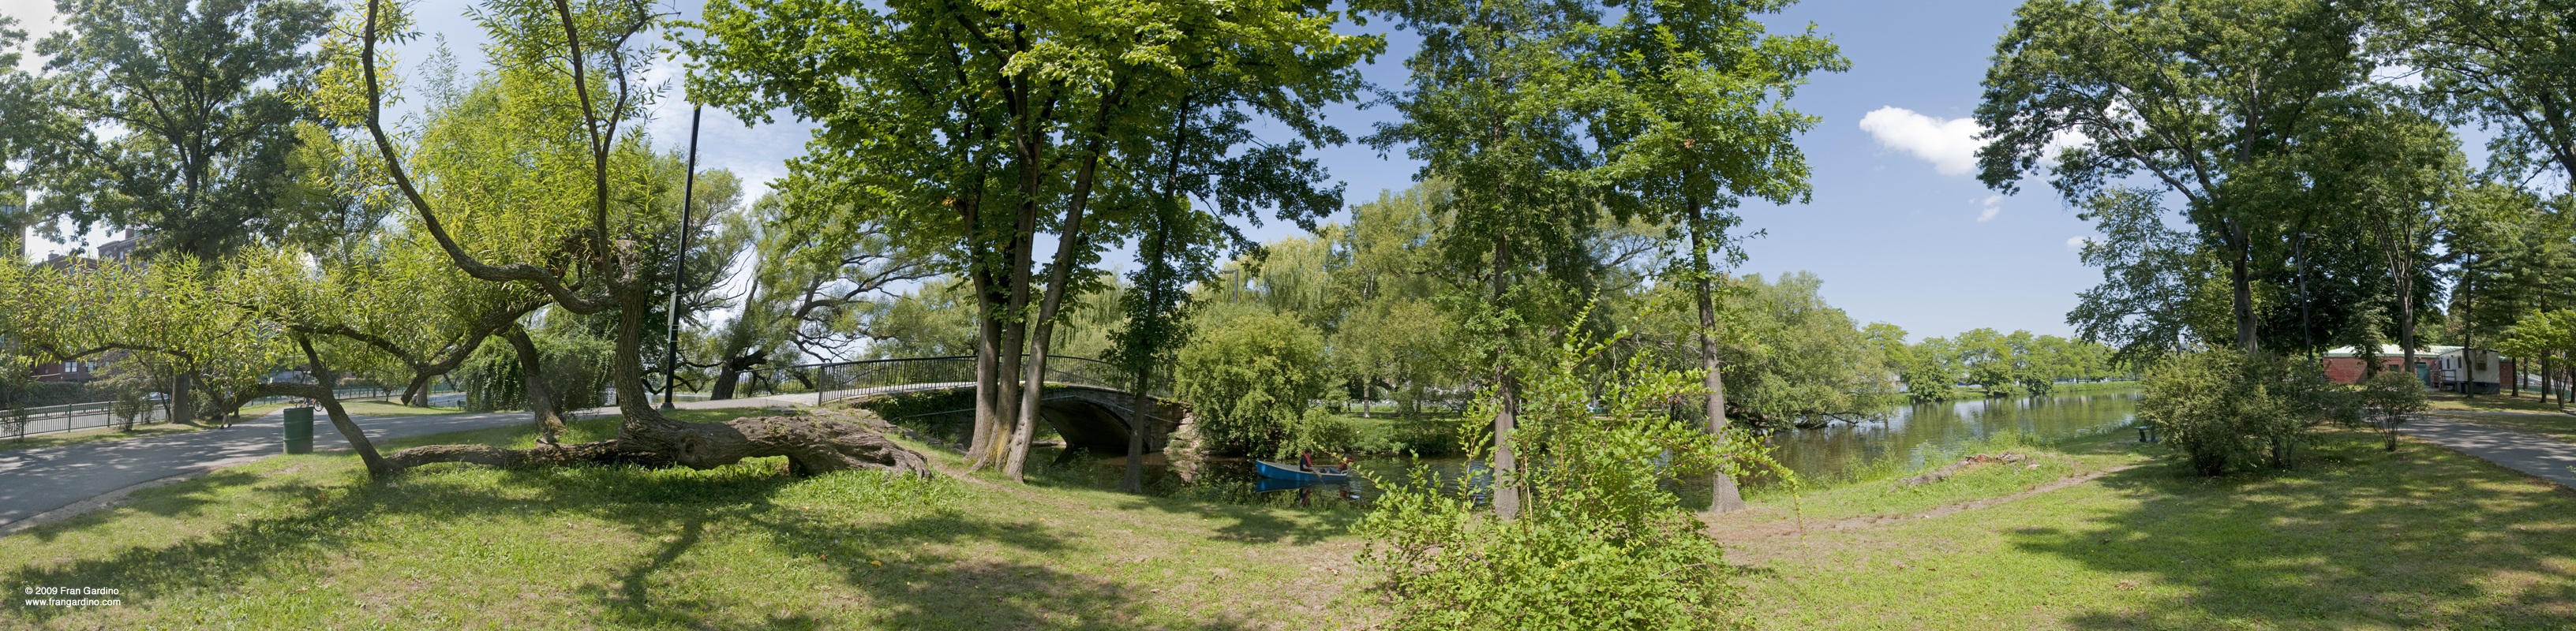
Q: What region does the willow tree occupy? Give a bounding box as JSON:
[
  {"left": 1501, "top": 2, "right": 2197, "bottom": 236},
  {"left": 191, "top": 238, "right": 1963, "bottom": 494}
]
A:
[
  {"left": 1979, "top": 0, "right": 2369, "bottom": 353},
  {"left": 690, "top": 0, "right": 1373, "bottom": 481},
  {"left": 305, "top": 0, "right": 928, "bottom": 476}
]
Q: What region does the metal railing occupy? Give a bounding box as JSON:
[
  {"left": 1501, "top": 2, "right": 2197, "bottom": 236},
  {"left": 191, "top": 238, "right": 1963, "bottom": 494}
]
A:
[
  {"left": 1, "top": 398, "right": 170, "bottom": 439},
  {"left": 746, "top": 355, "right": 1156, "bottom": 406}
]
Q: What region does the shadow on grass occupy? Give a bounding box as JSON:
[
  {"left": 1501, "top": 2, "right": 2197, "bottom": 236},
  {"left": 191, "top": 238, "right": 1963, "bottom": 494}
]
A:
[
  {"left": 2012, "top": 432, "right": 2576, "bottom": 629},
  {"left": 4, "top": 427, "right": 1278, "bottom": 629}
]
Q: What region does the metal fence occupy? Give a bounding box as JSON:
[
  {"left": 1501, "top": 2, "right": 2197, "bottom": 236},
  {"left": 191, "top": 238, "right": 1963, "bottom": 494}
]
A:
[
  {"left": 2, "top": 398, "right": 168, "bottom": 439},
  {"left": 747, "top": 355, "right": 1153, "bottom": 406}
]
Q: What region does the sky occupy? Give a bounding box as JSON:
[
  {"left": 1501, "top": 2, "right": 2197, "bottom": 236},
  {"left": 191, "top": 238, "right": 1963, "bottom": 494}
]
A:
[{"left": 5, "top": 0, "right": 2106, "bottom": 342}]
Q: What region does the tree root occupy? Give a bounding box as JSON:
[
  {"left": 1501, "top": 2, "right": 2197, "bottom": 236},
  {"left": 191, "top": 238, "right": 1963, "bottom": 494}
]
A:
[{"left": 381, "top": 410, "right": 933, "bottom": 478}]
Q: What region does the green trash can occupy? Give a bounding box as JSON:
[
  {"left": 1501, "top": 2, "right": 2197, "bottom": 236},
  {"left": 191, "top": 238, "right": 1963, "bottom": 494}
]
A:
[{"left": 283, "top": 406, "right": 315, "bottom": 454}]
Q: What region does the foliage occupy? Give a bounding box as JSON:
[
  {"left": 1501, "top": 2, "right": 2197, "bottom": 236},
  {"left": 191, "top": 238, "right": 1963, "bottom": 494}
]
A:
[
  {"left": 2357, "top": 371, "right": 2428, "bottom": 451},
  {"left": 2136, "top": 349, "right": 2339, "bottom": 476},
  {"left": 32, "top": 0, "right": 333, "bottom": 260},
  {"left": 455, "top": 330, "right": 613, "bottom": 413},
  {"left": 1173, "top": 312, "right": 1329, "bottom": 457},
  {"left": 1709, "top": 273, "right": 1896, "bottom": 420},
  {"left": 1981, "top": 0, "right": 2369, "bottom": 353},
  {"left": 1355, "top": 322, "right": 1779, "bottom": 630}
]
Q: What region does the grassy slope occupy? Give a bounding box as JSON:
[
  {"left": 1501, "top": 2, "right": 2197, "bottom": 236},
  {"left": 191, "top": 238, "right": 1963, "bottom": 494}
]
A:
[
  {"left": 1718, "top": 428, "right": 2576, "bottom": 630},
  {"left": 2, "top": 411, "right": 1370, "bottom": 630}
]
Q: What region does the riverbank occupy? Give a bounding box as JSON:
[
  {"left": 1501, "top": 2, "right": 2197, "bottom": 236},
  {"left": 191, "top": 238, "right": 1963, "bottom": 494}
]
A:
[
  {"left": 1714, "top": 425, "right": 2576, "bottom": 629},
  {"left": 1, "top": 409, "right": 1370, "bottom": 629}
]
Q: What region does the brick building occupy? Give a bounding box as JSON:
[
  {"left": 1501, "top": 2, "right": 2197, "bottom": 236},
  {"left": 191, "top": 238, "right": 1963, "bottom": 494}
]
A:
[{"left": 2321, "top": 345, "right": 2517, "bottom": 394}]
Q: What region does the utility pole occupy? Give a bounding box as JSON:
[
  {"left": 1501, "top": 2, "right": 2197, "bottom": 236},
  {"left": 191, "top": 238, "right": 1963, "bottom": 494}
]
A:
[{"left": 662, "top": 106, "right": 702, "bottom": 411}]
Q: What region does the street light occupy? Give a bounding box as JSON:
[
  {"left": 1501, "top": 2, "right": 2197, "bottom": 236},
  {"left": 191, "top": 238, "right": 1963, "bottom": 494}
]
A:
[{"left": 662, "top": 105, "right": 702, "bottom": 411}]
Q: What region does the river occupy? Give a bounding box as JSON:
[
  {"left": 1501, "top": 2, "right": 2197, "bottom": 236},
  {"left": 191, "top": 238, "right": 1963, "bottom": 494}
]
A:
[{"left": 1080, "top": 386, "right": 2144, "bottom": 510}]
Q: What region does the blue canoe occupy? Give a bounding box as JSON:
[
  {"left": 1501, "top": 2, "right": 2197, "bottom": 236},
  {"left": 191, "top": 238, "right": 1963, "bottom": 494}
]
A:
[{"left": 1256, "top": 460, "right": 1352, "bottom": 484}]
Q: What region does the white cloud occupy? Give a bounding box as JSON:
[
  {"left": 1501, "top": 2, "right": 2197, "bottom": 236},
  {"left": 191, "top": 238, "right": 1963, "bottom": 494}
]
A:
[
  {"left": 2065, "top": 236, "right": 2089, "bottom": 251},
  {"left": 1859, "top": 106, "right": 1985, "bottom": 176},
  {"left": 1977, "top": 195, "right": 2002, "bottom": 222}
]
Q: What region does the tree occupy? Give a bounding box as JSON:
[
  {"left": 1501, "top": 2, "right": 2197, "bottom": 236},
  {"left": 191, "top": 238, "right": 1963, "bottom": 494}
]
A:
[
  {"left": 309, "top": 0, "right": 930, "bottom": 476},
  {"left": 2381, "top": 0, "right": 2576, "bottom": 188},
  {"left": 1705, "top": 272, "right": 1895, "bottom": 424},
  {"left": 688, "top": 0, "right": 1375, "bottom": 482},
  {"left": 0, "top": 14, "right": 81, "bottom": 199},
  {"left": 1979, "top": 0, "right": 2368, "bottom": 353},
  {"left": 1579, "top": 0, "right": 1845, "bottom": 515},
  {"left": 1363, "top": 0, "right": 1629, "bottom": 521},
  {"left": 33, "top": 0, "right": 332, "bottom": 261},
  {"left": 1174, "top": 312, "right": 1329, "bottom": 458}
]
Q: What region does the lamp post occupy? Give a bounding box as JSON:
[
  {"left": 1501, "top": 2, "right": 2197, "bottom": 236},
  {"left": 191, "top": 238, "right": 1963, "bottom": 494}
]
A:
[{"left": 662, "top": 105, "right": 702, "bottom": 411}]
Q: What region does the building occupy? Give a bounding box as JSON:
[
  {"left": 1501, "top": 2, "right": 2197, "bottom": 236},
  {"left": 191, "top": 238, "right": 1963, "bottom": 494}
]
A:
[
  {"left": 2321, "top": 345, "right": 2517, "bottom": 393},
  {"left": 2322, "top": 345, "right": 2429, "bottom": 385}
]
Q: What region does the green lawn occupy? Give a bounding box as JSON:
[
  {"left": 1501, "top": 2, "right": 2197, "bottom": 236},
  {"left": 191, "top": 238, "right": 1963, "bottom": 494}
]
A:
[
  {"left": 0, "top": 422, "right": 206, "bottom": 454},
  {"left": 2426, "top": 409, "right": 2576, "bottom": 446},
  {"left": 2, "top": 409, "right": 1372, "bottom": 629},
  {"left": 1716, "top": 427, "right": 2576, "bottom": 630},
  {"left": 2427, "top": 390, "right": 2572, "bottom": 416}
]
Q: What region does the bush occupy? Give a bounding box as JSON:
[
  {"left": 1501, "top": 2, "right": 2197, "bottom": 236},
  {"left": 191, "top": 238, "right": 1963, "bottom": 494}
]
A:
[
  {"left": 456, "top": 333, "right": 614, "bottom": 413},
  {"left": 1355, "top": 323, "right": 1782, "bottom": 630},
  {"left": 2357, "top": 371, "right": 2429, "bottom": 451},
  {"left": 2136, "top": 349, "right": 2341, "bottom": 476},
  {"left": 1174, "top": 312, "right": 1328, "bottom": 457}
]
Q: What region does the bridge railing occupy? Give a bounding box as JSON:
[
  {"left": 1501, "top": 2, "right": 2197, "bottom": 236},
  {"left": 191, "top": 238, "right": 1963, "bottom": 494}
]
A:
[{"left": 753, "top": 355, "right": 1157, "bottom": 406}]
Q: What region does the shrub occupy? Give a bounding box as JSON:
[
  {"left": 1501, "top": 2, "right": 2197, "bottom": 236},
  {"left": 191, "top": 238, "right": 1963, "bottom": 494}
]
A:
[
  {"left": 1174, "top": 312, "right": 1328, "bottom": 457},
  {"left": 2357, "top": 371, "right": 2429, "bottom": 451},
  {"left": 456, "top": 333, "right": 614, "bottom": 413},
  {"left": 2136, "top": 349, "right": 2338, "bottom": 476},
  {"left": 1355, "top": 320, "right": 1784, "bottom": 630}
]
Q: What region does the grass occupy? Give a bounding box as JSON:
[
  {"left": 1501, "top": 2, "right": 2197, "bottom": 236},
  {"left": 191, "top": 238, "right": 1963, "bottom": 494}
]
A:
[
  {"left": 1714, "top": 426, "right": 2576, "bottom": 630},
  {"left": 11, "top": 401, "right": 2574, "bottom": 629},
  {"left": 2, "top": 409, "right": 1371, "bottom": 629},
  {"left": 2426, "top": 390, "right": 2572, "bottom": 415},
  {"left": 0, "top": 422, "right": 205, "bottom": 454}
]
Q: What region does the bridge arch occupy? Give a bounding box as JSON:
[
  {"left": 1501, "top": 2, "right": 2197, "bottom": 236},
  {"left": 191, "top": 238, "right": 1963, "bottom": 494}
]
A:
[{"left": 744, "top": 357, "right": 1187, "bottom": 454}]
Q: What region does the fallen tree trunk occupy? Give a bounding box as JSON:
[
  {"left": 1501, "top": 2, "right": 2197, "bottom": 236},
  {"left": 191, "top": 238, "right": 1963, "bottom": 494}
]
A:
[{"left": 381, "top": 409, "right": 933, "bottom": 478}]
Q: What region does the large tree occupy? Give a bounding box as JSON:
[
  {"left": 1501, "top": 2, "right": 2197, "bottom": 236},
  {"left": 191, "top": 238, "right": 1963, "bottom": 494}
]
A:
[
  {"left": 34, "top": 0, "right": 331, "bottom": 260},
  {"left": 309, "top": 0, "right": 931, "bottom": 476},
  {"left": 1582, "top": 0, "right": 1844, "bottom": 514},
  {"left": 1979, "top": 0, "right": 2369, "bottom": 353},
  {"left": 689, "top": 0, "right": 1372, "bottom": 482}
]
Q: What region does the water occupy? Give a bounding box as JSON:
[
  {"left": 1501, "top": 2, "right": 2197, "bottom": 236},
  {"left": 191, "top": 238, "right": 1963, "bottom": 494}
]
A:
[{"left": 1070, "top": 386, "right": 2144, "bottom": 509}]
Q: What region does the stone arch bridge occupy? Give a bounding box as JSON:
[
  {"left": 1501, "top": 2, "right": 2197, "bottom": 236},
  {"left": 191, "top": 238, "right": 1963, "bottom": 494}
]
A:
[{"left": 745, "top": 356, "right": 1188, "bottom": 454}]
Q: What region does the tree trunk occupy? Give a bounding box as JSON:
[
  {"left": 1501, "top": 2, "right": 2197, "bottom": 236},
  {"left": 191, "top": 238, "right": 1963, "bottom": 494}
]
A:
[
  {"left": 1123, "top": 368, "right": 1153, "bottom": 494},
  {"left": 504, "top": 326, "right": 567, "bottom": 444},
  {"left": 402, "top": 373, "right": 434, "bottom": 407},
  {"left": 1489, "top": 232, "right": 1522, "bottom": 521},
  {"left": 1690, "top": 202, "right": 1746, "bottom": 513},
  {"left": 293, "top": 335, "right": 395, "bottom": 477},
  {"left": 2228, "top": 230, "right": 2259, "bottom": 353},
  {"left": 1004, "top": 149, "right": 1107, "bottom": 482},
  {"left": 969, "top": 269, "right": 1002, "bottom": 465},
  {"left": 172, "top": 369, "right": 195, "bottom": 426}
]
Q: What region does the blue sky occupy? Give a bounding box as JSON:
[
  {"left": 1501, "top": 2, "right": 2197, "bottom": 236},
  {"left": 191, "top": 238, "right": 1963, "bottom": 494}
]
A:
[{"left": 6, "top": 0, "right": 2096, "bottom": 342}]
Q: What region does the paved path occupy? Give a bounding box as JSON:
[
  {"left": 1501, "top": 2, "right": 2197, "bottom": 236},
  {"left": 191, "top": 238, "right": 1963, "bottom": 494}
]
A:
[
  {"left": 0, "top": 394, "right": 808, "bottom": 531},
  {"left": 2399, "top": 416, "right": 2576, "bottom": 490}
]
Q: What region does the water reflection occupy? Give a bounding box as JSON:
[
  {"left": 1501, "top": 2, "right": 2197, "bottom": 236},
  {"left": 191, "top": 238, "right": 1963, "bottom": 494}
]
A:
[{"left": 1077, "top": 387, "right": 2142, "bottom": 509}]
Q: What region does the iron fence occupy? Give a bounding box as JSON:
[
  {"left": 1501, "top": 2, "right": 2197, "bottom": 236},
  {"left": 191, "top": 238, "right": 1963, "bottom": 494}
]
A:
[
  {"left": 745, "top": 355, "right": 1156, "bottom": 406},
  {"left": 1, "top": 398, "right": 168, "bottom": 439}
]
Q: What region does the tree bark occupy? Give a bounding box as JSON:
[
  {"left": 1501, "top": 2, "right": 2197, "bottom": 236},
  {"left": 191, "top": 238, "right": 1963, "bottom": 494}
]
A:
[
  {"left": 1004, "top": 148, "right": 1108, "bottom": 482},
  {"left": 1123, "top": 368, "right": 1153, "bottom": 494},
  {"left": 2228, "top": 229, "right": 2259, "bottom": 353},
  {"left": 292, "top": 335, "right": 395, "bottom": 477},
  {"left": 504, "top": 326, "right": 567, "bottom": 444},
  {"left": 1489, "top": 231, "right": 1522, "bottom": 521},
  {"left": 1689, "top": 200, "right": 1747, "bottom": 514}
]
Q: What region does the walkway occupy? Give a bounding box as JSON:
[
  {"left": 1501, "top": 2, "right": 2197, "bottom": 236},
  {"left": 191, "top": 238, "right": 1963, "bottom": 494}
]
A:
[
  {"left": 2399, "top": 416, "right": 2576, "bottom": 490},
  {"left": 0, "top": 396, "right": 803, "bottom": 533}
]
